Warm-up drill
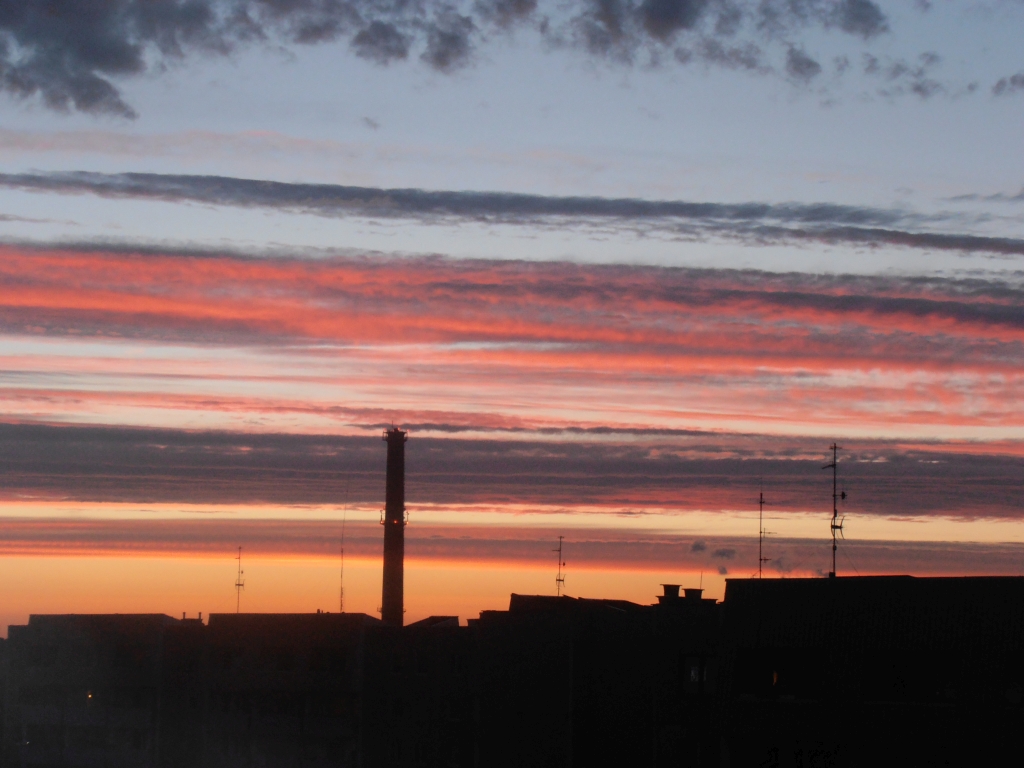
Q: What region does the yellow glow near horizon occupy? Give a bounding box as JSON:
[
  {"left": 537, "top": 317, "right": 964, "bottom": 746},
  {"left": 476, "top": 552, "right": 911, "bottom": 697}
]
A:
[{"left": 0, "top": 554, "right": 728, "bottom": 638}]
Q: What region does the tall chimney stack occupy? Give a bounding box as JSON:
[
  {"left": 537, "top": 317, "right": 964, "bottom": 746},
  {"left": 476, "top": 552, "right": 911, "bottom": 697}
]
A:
[{"left": 381, "top": 427, "right": 407, "bottom": 626}]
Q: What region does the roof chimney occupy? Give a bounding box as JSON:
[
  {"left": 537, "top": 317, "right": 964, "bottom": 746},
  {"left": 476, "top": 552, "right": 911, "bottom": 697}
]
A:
[
  {"left": 381, "top": 427, "right": 408, "bottom": 627},
  {"left": 657, "top": 584, "right": 681, "bottom": 605}
]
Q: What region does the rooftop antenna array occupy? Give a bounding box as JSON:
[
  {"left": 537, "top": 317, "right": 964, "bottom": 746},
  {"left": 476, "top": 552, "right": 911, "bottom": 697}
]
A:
[
  {"left": 554, "top": 536, "right": 566, "bottom": 596},
  {"left": 822, "top": 443, "right": 847, "bottom": 578},
  {"left": 234, "top": 546, "right": 245, "bottom": 613},
  {"left": 758, "top": 486, "right": 774, "bottom": 579}
]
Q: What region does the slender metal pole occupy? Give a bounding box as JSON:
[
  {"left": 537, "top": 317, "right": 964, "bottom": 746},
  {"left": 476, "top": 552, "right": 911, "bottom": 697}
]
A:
[
  {"left": 340, "top": 510, "right": 346, "bottom": 613},
  {"left": 554, "top": 536, "right": 565, "bottom": 596},
  {"left": 340, "top": 479, "right": 349, "bottom": 614},
  {"left": 822, "top": 443, "right": 843, "bottom": 578},
  {"left": 759, "top": 491, "right": 764, "bottom": 579},
  {"left": 234, "top": 546, "right": 244, "bottom": 613},
  {"left": 832, "top": 444, "right": 837, "bottom": 576}
]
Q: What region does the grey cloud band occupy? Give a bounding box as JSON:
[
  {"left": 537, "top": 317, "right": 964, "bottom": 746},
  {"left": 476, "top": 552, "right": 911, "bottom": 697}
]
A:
[{"left": 1, "top": 170, "right": 1021, "bottom": 256}]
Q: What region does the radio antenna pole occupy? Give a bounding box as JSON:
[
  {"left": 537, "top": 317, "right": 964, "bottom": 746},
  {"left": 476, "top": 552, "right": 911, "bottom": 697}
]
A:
[
  {"left": 340, "top": 479, "right": 350, "bottom": 613},
  {"left": 554, "top": 536, "right": 566, "bottom": 596},
  {"left": 234, "top": 546, "right": 245, "bottom": 613},
  {"left": 758, "top": 486, "right": 773, "bottom": 578},
  {"left": 822, "top": 443, "right": 846, "bottom": 578}
]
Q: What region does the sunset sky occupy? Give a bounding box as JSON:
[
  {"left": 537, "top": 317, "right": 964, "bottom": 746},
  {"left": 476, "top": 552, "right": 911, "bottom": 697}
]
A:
[{"left": 2, "top": 0, "right": 1024, "bottom": 632}]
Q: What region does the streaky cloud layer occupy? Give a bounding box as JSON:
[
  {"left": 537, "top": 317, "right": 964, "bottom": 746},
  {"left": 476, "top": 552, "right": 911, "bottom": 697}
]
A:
[
  {"left": 2, "top": 245, "right": 1024, "bottom": 450},
  {"left": 0, "top": 516, "right": 1021, "bottom": 581},
  {"left": 2, "top": 244, "right": 1024, "bottom": 523},
  {"left": 2, "top": 171, "right": 1020, "bottom": 255},
  {"left": 2, "top": 421, "right": 1024, "bottom": 519}
]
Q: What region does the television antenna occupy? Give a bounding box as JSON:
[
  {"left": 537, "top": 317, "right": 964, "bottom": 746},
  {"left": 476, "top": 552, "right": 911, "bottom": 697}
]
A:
[
  {"left": 758, "top": 487, "right": 775, "bottom": 579},
  {"left": 554, "top": 536, "right": 566, "bottom": 596},
  {"left": 234, "top": 546, "right": 245, "bottom": 613},
  {"left": 822, "top": 443, "right": 847, "bottom": 578}
]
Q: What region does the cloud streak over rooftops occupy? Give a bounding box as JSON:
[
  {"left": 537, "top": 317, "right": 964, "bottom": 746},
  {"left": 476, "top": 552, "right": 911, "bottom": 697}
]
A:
[{"left": 1, "top": 171, "right": 1021, "bottom": 256}]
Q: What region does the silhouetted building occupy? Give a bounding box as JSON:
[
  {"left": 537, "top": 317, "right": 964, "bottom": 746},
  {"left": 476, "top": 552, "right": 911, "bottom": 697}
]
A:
[
  {"left": 718, "top": 576, "right": 1024, "bottom": 767},
  {"left": 186, "top": 612, "right": 379, "bottom": 767},
  {"left": 4, "top": 576, "right": 1024, "bottom": 767},
  {"left": 475, "top": 588, "right": 721, "bottom": 768},
  {"left": 362, "top": 616, "right": 475, "bottom": 768},
  {"left": 3, "top": 614, "right": 178, "bottom": 768}
]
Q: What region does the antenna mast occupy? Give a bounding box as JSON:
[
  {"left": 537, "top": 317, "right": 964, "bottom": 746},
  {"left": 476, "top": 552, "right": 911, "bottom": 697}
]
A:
[
  {"left": 554, "top": 536, "right": 566, "bottom": 596},
  {"left": 758, "top": 489, "right": 773, "bottom": 578},
  {"left": 234, "top": 546, "right": 245, "bottom": 613},
  {"left": 340, "top": 506, "right": 347, "bottom": 614},
  {"left": 340, "top": 480, "right": 349, "bottom": 614},
  {"left": 822, "top": 443, "right": 846, "bottom": 578}
]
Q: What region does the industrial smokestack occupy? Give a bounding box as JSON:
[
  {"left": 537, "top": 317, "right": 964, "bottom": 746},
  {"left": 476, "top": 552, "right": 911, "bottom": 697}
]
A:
[{"left": 381, "top": 427, "right": 407, "bottom": 626}]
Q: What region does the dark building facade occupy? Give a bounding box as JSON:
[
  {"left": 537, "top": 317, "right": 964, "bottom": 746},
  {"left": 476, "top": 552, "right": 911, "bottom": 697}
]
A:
[
  {"left": 718, "top": 576, "right": 1024, "bottom": 767},
  {"left": 3, "top": 576, "right": 1023, "bottom": 767}
]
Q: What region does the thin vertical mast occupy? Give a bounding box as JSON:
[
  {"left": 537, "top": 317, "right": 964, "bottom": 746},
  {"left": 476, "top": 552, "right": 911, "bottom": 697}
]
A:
[
  {"left": 759, "top": 489, "right": 770, "bottom": 578},
  {"left": 822, "top": 443, "right": 845, "bottom": 578},
  {"left": 833, "top": 444, "right": 837, "bottom": 576},
  {"left": 340, "top": 502, "right": 347, "bottom": 614},
  {"left": 340, "top": 478, "right": 349, "bottom": 614},
  {"left": 758, "top": 488, "right": 774, "bottom": 579},
  {"left": 554, "top": 536, "right": 566, "bottom": 596},
  {"left": 234, "top": 546, "right": 245, "bottom": 613}
]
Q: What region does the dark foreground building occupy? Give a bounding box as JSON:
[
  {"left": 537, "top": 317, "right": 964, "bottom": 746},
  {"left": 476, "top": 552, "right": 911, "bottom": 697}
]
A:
[
  {"left": 2, "top": 576, "right": 1022, "bottom": 767},
  {"left": 719, "top": 576, "right": 1024, "bottom": 767}
]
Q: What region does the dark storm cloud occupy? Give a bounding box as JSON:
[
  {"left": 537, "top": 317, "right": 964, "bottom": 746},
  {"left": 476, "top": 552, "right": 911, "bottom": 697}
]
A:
[
  {"left": 0, "top": 0, "right": 897, "bottom": 117},
  {"left": 863, "top": 51, "right": 944, "bottom": 99},
  {"left": 2, "top": 422, "right": 1024, "bottom": 518},
  {"left": 3, "top": 169, "right": 1023, "bottom": 257},
  {"left": 833, "top": 0, "right": 887, "bottom": 38},
  {"left": 0, "top": 0, "right": 225, "bottom": 118},
  {"left": 351, "top": 21, "right": 409, "bottom": 64},
  {"left": 755, "top": 0, "right": 886, "bottom": 38},
  {"left": 675, "top": 38, "right": 767, "bottom": 71},
  {"left": 993, "top": 72, "right": 1024, "bottom": 97},
  {"left": 475, "top": 0, "right": 538, "bottom": 28},
  {"left": 421, "top": 10, "right": 476, "bottom": 71},
  {"left": 0, "top": 0, "right": 472, "bottom": 118},
  {"left": 785, "top": 46, "right": 820, "bottom": 81},
  {"left": 637, "top": 0, "right": 710, "bottom": 42}
]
